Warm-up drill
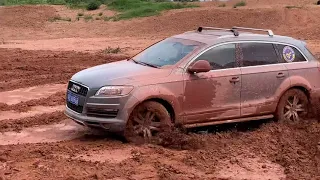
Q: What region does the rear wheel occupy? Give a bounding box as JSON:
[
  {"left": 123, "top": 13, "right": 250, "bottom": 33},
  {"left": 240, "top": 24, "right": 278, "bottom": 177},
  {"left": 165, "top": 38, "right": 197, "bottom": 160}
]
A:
[
  {"left": 124, "top": 101, "right": 173, "bottom": 143},
  {"left": 276, "top": 89, "right": 309, "bottom": 123}
]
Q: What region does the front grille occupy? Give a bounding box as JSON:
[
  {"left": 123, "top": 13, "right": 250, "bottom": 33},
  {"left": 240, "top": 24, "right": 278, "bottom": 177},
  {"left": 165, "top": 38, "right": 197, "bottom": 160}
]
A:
[
  {"left": 67, "top": 81, "right": 88, "bottom": 96},
  {"left": 67, "top": 102, "right": 83, "bottom": 113},
  {"left": 87, "top": 107, "right": 118, "bottom": 118}
]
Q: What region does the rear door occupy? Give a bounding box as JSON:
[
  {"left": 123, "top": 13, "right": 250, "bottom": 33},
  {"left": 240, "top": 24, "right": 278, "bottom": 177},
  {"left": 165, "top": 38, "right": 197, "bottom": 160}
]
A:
[
  {"left": 275, "top": 44, "right": 320, "bottom": 88},
  {"left": 238, "top": 42, "right": 290, "bottom": 116}
]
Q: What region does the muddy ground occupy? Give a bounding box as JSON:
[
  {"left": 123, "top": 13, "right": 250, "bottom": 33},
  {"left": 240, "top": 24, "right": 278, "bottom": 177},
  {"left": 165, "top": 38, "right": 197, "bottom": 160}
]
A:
[{"left": 0, "top": 0, "right": 320, "bottom": 179}]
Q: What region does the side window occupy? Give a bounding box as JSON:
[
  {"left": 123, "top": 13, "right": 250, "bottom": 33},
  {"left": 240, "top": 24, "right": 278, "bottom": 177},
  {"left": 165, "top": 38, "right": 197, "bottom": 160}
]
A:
[
  {"left": 195, "top": 43, "right": 236, "bottom": 70},
  {"left": 239, "top": 43, "right": 279, "bottom": 67},
  {"left": 276, "top": 44, "right": 307, "bottom": 63}
]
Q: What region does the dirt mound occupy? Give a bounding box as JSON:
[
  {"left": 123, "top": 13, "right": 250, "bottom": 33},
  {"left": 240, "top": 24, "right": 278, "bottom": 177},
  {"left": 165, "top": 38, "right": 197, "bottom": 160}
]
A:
[
  {"left": 0, "top": 48, "right": 129, "bottom": 91},
  {"left": 121, "top": 7, "right": 320, "bottom": 40},
  {"left": 0, "top": 5, "right": 56, "bottom": 29},
  {"left": 0, "top": 111, "right": 65, "bottom": 132}
]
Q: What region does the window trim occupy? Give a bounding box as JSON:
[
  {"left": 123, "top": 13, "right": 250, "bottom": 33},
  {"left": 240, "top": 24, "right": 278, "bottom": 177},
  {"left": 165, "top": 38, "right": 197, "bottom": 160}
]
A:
[{"left": 184, "top": 41, "right": 309, "bottom": 72}]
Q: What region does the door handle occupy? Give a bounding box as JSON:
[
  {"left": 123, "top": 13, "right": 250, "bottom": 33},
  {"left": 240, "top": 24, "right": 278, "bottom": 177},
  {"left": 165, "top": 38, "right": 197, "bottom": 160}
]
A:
[
  {"left": 276, "top": 72, "right": 285, "bottom": 78},
  {"left": 229, "top": 77, "right": 240, "bottom": 83}
]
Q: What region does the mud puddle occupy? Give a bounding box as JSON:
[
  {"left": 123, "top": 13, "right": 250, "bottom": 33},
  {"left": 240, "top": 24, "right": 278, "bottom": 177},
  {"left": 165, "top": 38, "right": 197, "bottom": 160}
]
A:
[
  {"left": 0, "top": 84, "right": 66, "bottom": 105},
  {"left": 0, "top": 105, "right": 64, "bottom": 121},
  {"left": 215, "top": 156, "right": 286, "bottom": 180},
  {"left": 0, "top": 119, "right": 86, "bottom": 145}
]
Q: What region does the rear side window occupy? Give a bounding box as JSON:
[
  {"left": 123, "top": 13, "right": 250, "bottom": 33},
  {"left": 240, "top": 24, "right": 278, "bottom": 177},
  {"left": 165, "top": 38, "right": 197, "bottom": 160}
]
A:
[
  {"left": 238, "top": 43, "right": 279, "bottom": 67},
  {"left": 276, "top": 44, "right": 307, "bottom": 63},
  {"left": 195, "top": 43, "right": 236, "bottom": 70}
]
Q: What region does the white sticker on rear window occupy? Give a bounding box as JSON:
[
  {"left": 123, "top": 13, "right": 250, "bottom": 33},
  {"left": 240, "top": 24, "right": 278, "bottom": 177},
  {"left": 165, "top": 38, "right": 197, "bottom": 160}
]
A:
[{"left": 283, "top": 46, "right": 296, "bottom": 62}]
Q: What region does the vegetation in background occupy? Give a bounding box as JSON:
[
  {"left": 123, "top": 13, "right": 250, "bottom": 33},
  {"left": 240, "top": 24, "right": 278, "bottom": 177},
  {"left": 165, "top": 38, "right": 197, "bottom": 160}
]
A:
[
  {"left": 103, "top": 46, "right": 121, "bottom": 54},
  {"left": 285, "top": 5, "right": 302, "bottom": 9},
  {"left": 233, "top": 1, "right": 246, "bottom": 8},
  {"left": 83, "top": 14, "right": 93, "bottom": 21},
  {"left": 218, "top": 3, "right": 226, "bottom": 7},
  {"left": 86, "top": 0, "right": 100, "bottom": 10},
  {"left": 1, "top": 0, "right": 198, "bottom": 20},
  {"left": 106, "top": 0, "right": 197, "bottom": 20},
  {"left": 48, "top": 16, "right": 71, "bottom": 22}
]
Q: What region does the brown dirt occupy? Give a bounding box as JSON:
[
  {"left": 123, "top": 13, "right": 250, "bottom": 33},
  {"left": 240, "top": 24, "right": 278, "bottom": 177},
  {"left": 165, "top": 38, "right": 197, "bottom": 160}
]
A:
[
  {"left": 0, "top": 1, "right": 320, "bottom": 179},
  {"left": 0, "top": 48, "right": 128, "bottom": 91}
]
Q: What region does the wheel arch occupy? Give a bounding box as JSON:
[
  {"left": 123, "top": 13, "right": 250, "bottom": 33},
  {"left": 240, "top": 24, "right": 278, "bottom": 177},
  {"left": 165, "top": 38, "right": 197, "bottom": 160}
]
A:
[{"left": 142, "top": 98, "right": 176, "bottom": 122}]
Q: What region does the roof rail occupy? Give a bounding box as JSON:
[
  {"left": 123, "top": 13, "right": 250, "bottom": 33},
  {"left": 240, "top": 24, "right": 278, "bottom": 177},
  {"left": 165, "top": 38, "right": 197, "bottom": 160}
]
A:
[
  {"left": 197, "top": 27, "right": 239, "bottom": 37},
  {"left": 232, "top": 26, "right": 274, "bottom": 37}
]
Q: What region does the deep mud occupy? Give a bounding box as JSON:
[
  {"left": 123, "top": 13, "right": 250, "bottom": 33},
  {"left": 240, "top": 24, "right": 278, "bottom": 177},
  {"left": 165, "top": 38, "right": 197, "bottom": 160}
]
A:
[{"left": 0, "top": 120, "right": 318, "bottom": 179}]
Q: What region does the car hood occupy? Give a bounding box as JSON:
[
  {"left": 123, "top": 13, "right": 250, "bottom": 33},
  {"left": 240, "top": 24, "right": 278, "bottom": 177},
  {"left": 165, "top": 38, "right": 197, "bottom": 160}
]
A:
[{"left": 71, "top": 60, "right": 172, "bottom": 88}]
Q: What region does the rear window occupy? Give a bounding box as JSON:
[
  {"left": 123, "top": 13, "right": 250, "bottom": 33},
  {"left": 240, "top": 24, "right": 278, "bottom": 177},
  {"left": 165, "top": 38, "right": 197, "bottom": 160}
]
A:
[
  {"left": 275, "top": 44, "right": 307, "bottom": 63},
  {"left": 238, "top": 43, "right": 279, "bottom": 67}
]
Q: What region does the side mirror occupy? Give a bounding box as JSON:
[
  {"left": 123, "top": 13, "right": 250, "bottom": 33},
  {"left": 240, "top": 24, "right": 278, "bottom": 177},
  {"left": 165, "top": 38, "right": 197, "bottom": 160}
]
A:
[{"left": 188, "top": 60, "right": 211, "bottom": 73}]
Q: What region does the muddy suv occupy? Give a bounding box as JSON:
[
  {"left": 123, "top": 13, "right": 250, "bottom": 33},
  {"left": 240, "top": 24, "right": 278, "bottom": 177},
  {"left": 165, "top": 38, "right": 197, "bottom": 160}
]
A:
[{"left": 65, "top": 26, "right": 320, "bottom": 140}]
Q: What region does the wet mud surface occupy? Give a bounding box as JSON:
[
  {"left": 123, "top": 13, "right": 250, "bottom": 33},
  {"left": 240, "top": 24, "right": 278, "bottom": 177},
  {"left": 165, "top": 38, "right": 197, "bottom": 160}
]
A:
[
  {"left": 0, "top": 2, "right": 320, "bottom": 179},
  {"left": 0, "top": 42, "right": 319, "bottom": 180}
]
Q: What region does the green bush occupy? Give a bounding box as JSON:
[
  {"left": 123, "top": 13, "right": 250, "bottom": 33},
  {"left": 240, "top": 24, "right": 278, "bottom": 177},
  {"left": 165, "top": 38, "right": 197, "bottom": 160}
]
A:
[
  {"left": 233, "top": 1, "right": 246, "bottom": 8},
  {"left": 86, "top": 0, "right": 100, "bottom": 10}
]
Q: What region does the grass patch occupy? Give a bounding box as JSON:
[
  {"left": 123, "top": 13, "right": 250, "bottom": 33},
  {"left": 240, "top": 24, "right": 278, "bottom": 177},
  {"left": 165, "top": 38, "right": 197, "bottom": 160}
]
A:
[
  {"left": 1, "top": 0, "right": 198, "bottom": 21},
  {"left": 233, "top": 1, "right": 246, "bottom": 8},
  {"left": 106, "top": 0, "right": 198, "bottom": 20},
  {"left": 103, "top": 46, "right": 121, "bottom": 54},
  {"left": 83, "top": 14, "right": 93, "bottom": 21},
  {"left": 103, "top": 16, "right": 112, "bottom": 21},
  {"left": 285, "top": 5, "right": 302, "bottom": 9},
  {"left": 218, "top": 3, "right": 226, "bottom": 7},
  {"left": 48, "top": 16, "right": 71, "bottom": 22}
]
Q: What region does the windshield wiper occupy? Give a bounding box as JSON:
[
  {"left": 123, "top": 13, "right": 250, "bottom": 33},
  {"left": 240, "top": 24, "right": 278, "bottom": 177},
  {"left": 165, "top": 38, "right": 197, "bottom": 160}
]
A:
[{"left": 131, "top": 59, "right": 159, "bottom": 68}]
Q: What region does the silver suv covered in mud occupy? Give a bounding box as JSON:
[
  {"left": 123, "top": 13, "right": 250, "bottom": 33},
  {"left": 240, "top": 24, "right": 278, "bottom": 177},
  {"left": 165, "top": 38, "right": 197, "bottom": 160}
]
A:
[{"left": 65, "top": 26, "right": 320, "bottom": 140}]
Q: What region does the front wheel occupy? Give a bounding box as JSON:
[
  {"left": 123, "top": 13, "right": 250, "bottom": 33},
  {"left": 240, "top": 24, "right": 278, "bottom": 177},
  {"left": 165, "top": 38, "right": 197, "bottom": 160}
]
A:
[
  {"left": 276, "top": 89, "right": 309, "bottom": 123},
  {"left": 124, "top": 101, "right": 173, "bottom": 143}
]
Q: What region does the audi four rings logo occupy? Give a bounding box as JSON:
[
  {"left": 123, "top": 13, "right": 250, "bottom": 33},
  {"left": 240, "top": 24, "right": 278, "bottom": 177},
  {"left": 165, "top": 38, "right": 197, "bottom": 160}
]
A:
[{"left": 71, "top": 84, "right": 81, "bottom": 93}]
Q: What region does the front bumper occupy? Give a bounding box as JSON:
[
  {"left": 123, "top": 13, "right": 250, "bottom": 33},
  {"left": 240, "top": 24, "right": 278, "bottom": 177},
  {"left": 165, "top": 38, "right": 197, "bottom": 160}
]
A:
[{"left": 65, "top": 106, "right": 126, "bottom": 132}]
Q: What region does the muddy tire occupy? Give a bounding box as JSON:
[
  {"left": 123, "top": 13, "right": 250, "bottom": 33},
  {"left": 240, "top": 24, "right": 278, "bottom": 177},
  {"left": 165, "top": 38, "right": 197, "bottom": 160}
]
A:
[
  {"left": 124, "top": 101, "right": 173, "bottom": 143},
  {"left": 276, "top": 89, "right": 309, "bottom": 123}
]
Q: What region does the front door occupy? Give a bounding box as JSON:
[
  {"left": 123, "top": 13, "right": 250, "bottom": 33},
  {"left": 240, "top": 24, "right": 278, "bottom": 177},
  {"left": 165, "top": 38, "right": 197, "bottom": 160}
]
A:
[{"left": 183, "top": 43, "right": 241, "bottom": 123}]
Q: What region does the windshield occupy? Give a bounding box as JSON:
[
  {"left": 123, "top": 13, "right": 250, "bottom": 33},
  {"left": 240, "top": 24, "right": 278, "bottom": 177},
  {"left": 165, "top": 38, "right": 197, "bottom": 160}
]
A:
[{"left": 132, "top": 38, "right": 202, "bottom": 67}]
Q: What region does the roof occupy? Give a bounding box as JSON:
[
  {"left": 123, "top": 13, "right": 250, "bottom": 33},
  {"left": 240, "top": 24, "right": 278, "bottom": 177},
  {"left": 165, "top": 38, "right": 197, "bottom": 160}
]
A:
[{"left": 172, "top": 29, "right": 303, "bottom": 47}]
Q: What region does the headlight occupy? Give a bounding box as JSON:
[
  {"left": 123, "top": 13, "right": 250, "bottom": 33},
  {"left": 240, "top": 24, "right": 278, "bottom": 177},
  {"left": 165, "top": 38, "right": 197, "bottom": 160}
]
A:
[{"left": 95, "top": 86, "right": 133, "bottom": 96}]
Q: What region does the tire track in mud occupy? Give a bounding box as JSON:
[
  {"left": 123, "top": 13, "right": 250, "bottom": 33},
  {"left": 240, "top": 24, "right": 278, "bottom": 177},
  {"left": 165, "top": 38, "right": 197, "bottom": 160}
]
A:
[
  {"left": 0, "top": 91, "right": 66, "bottom": 113},
  {"left": 0, "top": 111, "right": 66, "bottom": 132}
]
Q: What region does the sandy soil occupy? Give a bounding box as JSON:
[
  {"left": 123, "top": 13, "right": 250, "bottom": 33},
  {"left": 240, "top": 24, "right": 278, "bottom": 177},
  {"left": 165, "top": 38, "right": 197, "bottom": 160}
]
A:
[{"left": 0, "top": 1, "right": 319, "bottom": 179}]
